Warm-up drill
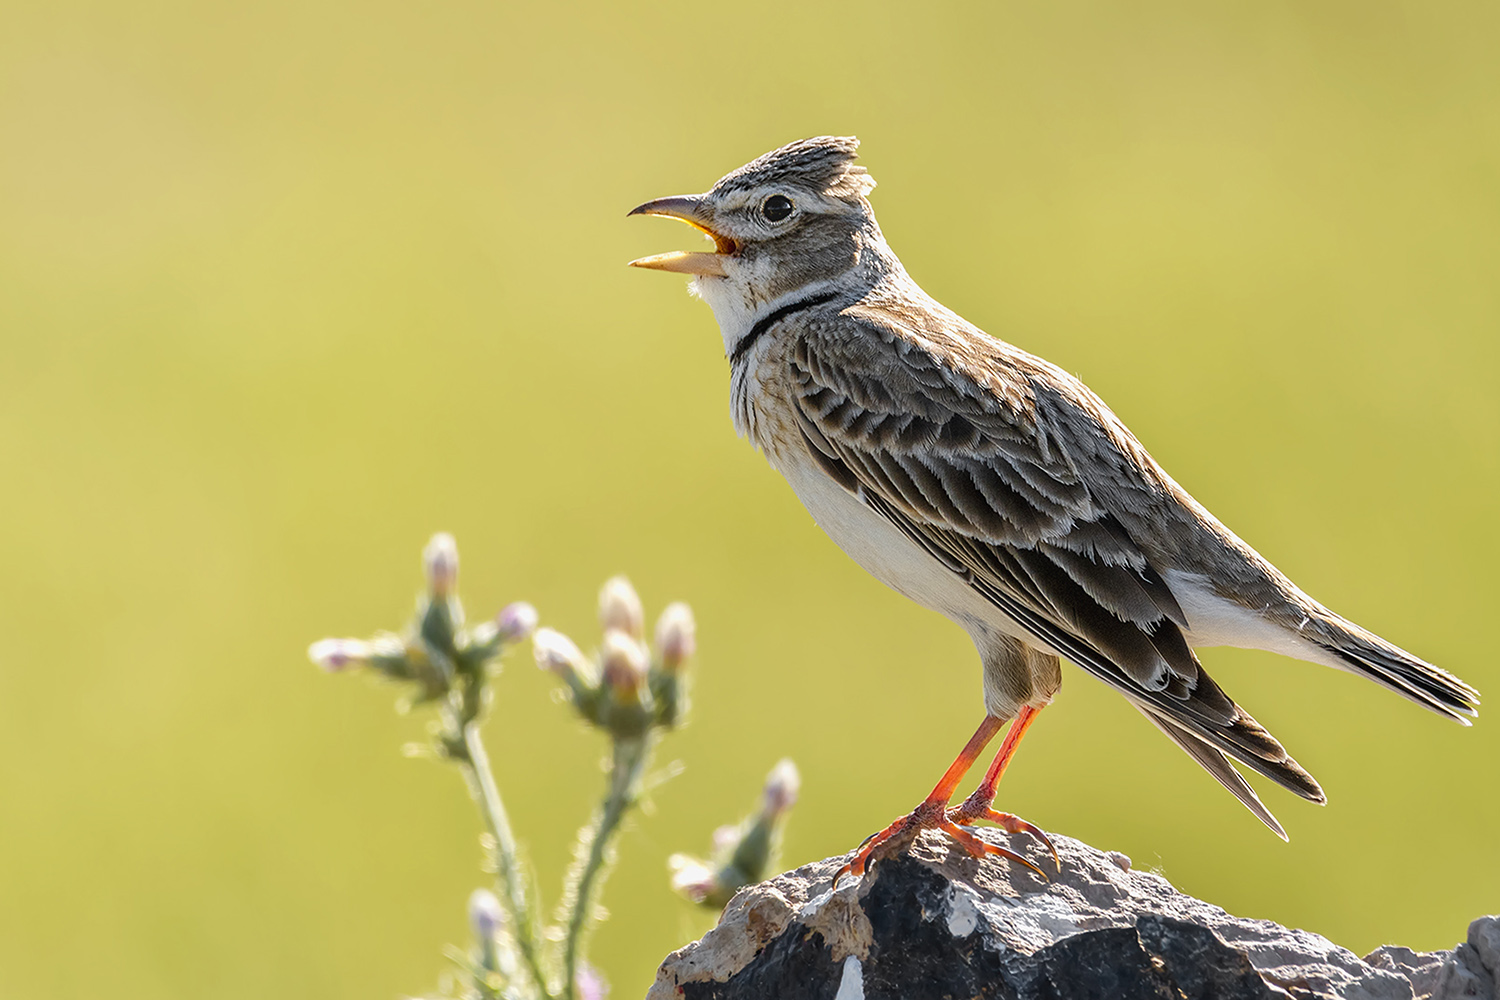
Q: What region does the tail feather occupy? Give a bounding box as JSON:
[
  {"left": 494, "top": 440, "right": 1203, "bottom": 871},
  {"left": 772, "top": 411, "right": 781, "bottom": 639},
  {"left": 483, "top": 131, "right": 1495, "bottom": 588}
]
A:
[
  {"left": 1315, "top": 616, "right": 1480, "bottom": 724},
  {"left": 1139, "top": 707, "right": 1289, "bottom": 840},
  {"left": 1153, "top": 696, "right": 1326, "bottom": 806}
]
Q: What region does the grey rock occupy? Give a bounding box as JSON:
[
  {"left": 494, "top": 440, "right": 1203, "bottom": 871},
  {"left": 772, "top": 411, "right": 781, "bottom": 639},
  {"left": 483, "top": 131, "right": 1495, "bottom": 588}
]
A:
[
  {"left": 1433, "top": 918, "right": 1500, "bottom": 999},
  {"left": 648, "top": 829, "right": 1494, "bottom": 1000},
  {"left": 1364, "top": 944, "right": 1448, "bottom": 998}
]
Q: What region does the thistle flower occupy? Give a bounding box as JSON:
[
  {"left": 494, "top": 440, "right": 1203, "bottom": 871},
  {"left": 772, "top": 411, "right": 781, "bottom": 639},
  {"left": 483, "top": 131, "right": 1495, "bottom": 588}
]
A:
[
  {"left": 576, "top": 963, "right": 610, "bottom": 1000},
  {"left": 468, "top": 888, "right": 504, "bottom": 945},
  {"left": 423, "top": 532, "right": 459, "bottom": 597},
  {"left": 598, "top": 576, "right": 644, "bottom": 639},
  {"left": 653, "top": 602, "right": 696, "bottom": 672},
  {"left": 670, "top": 758, "right": 801, "bottom": 910},
  {"left": 495, "top": 601, "right": 539, "bottom": 644},
  {"left": 467, "top": 601, "right": 538, "bottom": 652},
  {"left": 599, "top": 629, "right": 649, "bottom": 700},
  {"left": 308, "top": 637, "right": 371, "bottom": 672},
  {"left": 533, "top": 627, "right": 588, "bottom": 682},
  {"left": 762, "top": 758, "right": 800, "bottom": 819},
  {"left": 667, "top": 853, "right": 720, "bottom": 905}
]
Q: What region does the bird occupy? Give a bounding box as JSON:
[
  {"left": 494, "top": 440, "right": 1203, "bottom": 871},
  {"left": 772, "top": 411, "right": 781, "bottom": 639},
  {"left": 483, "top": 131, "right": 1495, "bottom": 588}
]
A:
[{"left": 626, "top": 136, "right": 1480, "bottom": 881}]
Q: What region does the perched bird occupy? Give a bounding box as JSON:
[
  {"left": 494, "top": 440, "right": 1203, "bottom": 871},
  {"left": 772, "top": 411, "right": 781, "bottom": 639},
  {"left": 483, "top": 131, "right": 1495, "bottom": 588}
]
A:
[{"left": 627, "top": 136, "right": 1480, "bottom": 880}]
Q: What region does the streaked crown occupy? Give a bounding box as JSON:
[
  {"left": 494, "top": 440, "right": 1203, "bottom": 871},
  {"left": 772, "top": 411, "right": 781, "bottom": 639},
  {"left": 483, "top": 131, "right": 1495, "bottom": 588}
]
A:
[{"left": 711, "top": 136, "right": 875, "bottom": 202}]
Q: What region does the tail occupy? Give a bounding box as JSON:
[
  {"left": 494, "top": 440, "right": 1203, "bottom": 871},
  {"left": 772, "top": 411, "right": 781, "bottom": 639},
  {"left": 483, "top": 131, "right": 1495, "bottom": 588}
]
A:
[
  {"left": 1131, "top": 668, "right": 1325, "bottom": 840},
  {"left": 1138, "top": 707, "right": 1295, "bottom": 839},
  {"left": 1311, "top": 613, "right": 1480, "bottom": 724}
]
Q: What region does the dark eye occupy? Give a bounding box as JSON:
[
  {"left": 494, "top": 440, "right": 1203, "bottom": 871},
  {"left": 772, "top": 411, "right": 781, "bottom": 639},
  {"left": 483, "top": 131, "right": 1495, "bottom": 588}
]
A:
[{"left": 761, "top": 194, "right": 794, "bottom": 223}]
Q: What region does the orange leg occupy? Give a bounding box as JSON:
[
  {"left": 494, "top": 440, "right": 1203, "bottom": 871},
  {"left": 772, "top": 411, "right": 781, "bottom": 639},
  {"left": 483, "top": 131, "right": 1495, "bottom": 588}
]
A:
[
  {"left": 834, "top": 714, "right": 1049, "bottom": 885},
  {"left": 947, "top": 704, "right": 1059, "bottom": 869}
]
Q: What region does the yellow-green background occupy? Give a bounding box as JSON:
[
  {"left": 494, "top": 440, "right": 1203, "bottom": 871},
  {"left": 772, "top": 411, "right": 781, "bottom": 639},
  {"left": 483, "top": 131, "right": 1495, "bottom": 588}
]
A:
[{"left": 2, "top": 1, "right": 1496, "bottom": 996}]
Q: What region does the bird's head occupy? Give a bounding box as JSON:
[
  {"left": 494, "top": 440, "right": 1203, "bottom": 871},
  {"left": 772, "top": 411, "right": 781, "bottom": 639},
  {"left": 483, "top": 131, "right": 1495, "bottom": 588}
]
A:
[{"left": 628, "top": 136, "right": 885, "bottom": 311}]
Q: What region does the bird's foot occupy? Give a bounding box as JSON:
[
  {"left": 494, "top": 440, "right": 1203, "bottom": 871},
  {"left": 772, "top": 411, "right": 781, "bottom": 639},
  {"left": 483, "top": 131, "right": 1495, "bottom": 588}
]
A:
[
  {"left": 945, "top": 796, "right": 1060, "bottom": 872},
  {"left": 833, "top": 799, "right": 1050, "bottom": 887}
]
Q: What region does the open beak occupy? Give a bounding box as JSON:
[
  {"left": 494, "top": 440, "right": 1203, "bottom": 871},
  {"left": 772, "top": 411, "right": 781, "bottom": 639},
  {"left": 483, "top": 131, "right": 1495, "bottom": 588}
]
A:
[{"left": 627, "top": 195, "right": 737, "bottom": 277}]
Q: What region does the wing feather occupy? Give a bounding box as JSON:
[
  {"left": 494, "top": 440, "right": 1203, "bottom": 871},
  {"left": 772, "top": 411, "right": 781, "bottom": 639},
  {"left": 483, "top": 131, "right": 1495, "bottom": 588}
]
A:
[
  {"left": 1138, "top": 708, "right": 1288, "bottom": 839},
  {"left": 789, "top": 305, "right": 1324, "bottom": 812}
]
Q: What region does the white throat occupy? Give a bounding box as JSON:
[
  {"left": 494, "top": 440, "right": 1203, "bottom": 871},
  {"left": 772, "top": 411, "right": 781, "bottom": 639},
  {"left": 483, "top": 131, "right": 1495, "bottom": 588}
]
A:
[
  {"left": 690, "top": 257, "right": 776, "bottom": 358},
  {"left": 692, "top": 270, "right": 849, "bottom": 364}
]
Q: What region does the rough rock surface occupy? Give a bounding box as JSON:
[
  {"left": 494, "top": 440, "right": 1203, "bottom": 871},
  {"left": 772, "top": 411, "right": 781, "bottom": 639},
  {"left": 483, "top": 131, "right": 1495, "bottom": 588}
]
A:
[{"left": 648, "top": 829, "right": 1497, "bottom": 1000}]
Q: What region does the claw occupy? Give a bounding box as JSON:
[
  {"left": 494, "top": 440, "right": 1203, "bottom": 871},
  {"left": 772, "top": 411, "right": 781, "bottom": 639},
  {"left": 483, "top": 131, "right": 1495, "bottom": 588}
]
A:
[
  {"left": 829, "top": 713, "right": 1053, "bottom": 889},
  {"left": 951, "top": 808, "right": 1060, "bottom": 871},
  {"left": 832, "top": 808, "right": 930, "bottom": 886},
  {"left": 988, "top": 811, "right": 1060, "bottom": 870},
  {"left": 941, "top": 820, "right": 1049, "bottom": 881}
]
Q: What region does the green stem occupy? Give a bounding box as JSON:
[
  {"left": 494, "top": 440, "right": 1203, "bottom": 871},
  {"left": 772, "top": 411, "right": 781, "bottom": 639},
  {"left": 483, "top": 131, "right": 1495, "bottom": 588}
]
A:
[
  {"left": 561, "top": 735, "right": 652, "bottom": 1000},
  {"left": 454, "top": 713, "right": 553, "bottom": 999}
]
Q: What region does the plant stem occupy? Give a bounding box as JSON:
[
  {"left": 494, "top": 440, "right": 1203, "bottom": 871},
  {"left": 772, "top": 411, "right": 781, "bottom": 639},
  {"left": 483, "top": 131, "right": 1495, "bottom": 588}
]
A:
[
  {"left": 560, "top": 735, "right": 652, "bottom": 1000},
  {"left": 454, "top": 713, "right": 553, "bottom": 999}
]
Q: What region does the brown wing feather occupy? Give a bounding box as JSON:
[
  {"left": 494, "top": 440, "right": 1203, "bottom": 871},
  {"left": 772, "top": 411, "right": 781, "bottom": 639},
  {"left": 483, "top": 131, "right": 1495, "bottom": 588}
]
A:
[
  {"left": 790, "top": 304, "right": 1324, "bottom": 811},
  {"left": 1139, "top": 708, "right": 1290, "bottom": 839}
]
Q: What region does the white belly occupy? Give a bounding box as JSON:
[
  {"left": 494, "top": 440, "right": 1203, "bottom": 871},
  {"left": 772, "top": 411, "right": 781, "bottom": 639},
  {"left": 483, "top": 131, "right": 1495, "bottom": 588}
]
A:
[{"left": 768, "top": 440, "right": 1044, "bottom": 650}]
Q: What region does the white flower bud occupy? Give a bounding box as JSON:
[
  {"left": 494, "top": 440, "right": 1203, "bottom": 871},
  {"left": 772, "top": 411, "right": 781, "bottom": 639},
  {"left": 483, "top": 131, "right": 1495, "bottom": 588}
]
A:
[
  {"left": 712, "top": 823, "right": 741, "bottom": 854},
  {"left": 308, "top": 637, "right": 371, "bottom": 672},
  {"left": 600, "top": 629, "right": 648, "bottom": 698},
  {"left": 468, "top": 888, "right": 504, "bottom": 944},
  {"left": 762, "top": 758, "right": 800, "bottom": 818},
  {"left": 533, "top": 627, "right": 587, "bottom": 680},
  {"left": 598, "top": 576, "right": 644, "bottom": 639},
  {"left": 423, "top": 532, "right": 459, "bottom": 596},
  {"left": 495, "top": 601, "right": 538, "bottom": 643},
  {"left": 667, "top": 853, "right": 719, "bottom": 905},
  {"left": 653, "top": 602, "right": 696, "bottom": 671}
]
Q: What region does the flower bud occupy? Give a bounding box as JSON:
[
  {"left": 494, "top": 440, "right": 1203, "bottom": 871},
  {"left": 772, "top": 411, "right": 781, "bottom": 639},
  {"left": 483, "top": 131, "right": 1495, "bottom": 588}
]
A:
[
  {"left": 367, "top": 633, "right": 411, "bottom": 673},
  {"left": 423, "top": 532, "right": 459, "bottom": 597},
  {"left": 762, "top": 758, "right": 801, "bottom": 819},
  {"left": 576, "top": 963, "right": 609, "bottom": 1000},
  {"left": 667, "top": 853, "right": 719, "bottom": 905},
  {"left": 495, "top": 601, "right": 539, "bottom": 643},
  {"left": 712, "top": 823, "right": 741, "bottom": 853},
  {"left": 468, "top": 888, "right": 504, "bottom": 944},
  {"left": 598, "top": 576, "right": 644, "bottom": 639},
  {"left": 533, "top": 627, "right": 587, "bottom": 681},
  {"left": 653, "top": 602, "right": 696, "bottom": 672},
  {"left": 468, "top": 888, "right": 504, "bottom": 975},
  {"left": 308, "top": 637, "right": 371, "bottom": 672},
  {"left": 600, "top": 629, "right": 648, "bottom": 700}
]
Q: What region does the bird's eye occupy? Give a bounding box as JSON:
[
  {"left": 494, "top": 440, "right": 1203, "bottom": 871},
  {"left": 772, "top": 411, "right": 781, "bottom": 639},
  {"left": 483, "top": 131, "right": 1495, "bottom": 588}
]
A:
[{"left": 761, "top": 194, "right": 794, "bottom": 223}]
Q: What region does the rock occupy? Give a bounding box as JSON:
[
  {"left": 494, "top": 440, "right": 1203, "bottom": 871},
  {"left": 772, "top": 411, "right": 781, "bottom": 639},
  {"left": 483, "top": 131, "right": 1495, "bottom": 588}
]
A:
[{"left": 647, "top": 829, "right": 1497, "bottom": 1000}]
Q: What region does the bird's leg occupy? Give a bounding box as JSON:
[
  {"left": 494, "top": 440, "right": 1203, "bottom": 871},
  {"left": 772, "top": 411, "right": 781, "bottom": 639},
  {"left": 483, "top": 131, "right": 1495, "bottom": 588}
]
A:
[
  {"left": 946, "top": 704, "right": 1059, "bottom": 869},
  {"left": 835, "top": 714, "right": 1049, "bottom": 884}
]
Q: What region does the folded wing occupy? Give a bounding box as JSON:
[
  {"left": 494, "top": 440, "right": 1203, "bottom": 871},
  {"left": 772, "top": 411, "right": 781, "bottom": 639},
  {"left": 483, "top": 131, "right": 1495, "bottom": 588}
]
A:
[{"left": 789, "top": 304, "right": 1324, "bottom": 832}]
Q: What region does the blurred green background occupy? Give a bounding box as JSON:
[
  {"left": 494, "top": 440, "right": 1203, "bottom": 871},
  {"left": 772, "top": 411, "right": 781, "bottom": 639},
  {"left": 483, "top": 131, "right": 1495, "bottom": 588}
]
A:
[{"left": 1, "top": 0, "right": 1496, "bottom": 996}]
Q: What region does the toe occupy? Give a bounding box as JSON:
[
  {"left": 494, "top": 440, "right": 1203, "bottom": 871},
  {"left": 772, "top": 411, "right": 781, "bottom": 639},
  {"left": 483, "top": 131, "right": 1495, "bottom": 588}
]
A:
[{"left": 940, "top": 820, "right": 1049, "bottom": 880}]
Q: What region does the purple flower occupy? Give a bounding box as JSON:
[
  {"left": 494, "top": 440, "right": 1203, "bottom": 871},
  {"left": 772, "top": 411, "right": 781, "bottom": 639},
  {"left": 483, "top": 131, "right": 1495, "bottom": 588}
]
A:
[
  {"left": 576, "top": 962, "right": 610, "bottom": 1000},
  {"left": 307, "top": 637, "right": 371, "bottom": 672},
  {"left": 667, "top": 853, "right": 719, "bottom": 905},
  {"left": 762, "top": 759, "right": 801, "bottom": 818},
  {"left": 653, "top": 602, "right": 696, "bottom": 671},
  {"left": 495, "top": 601, "right": 539, "bottom": 643},
  {"left": 423, "top": 532, "right": 459, "bottom": 596},
  {"left": 468, "top": 888, "right": 504, "bottom": 943}
]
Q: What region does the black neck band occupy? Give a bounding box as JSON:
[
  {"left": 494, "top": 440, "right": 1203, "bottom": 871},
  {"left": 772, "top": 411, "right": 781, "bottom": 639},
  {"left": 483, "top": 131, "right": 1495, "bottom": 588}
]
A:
[{"left": 729, "top": 291, "right": 841, "bottom": 367}]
